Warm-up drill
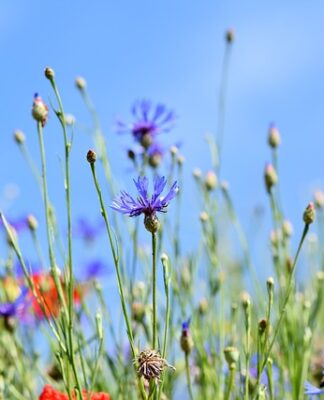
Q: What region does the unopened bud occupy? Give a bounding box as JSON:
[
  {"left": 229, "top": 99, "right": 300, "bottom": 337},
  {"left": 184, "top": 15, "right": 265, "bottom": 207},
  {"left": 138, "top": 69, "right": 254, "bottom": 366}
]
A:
[
  {"left": 192, "top": 168, "right": 202, "bottom": 179},
  {"left": 266, "top": 276, "right": 274, "bottom": 290},
  {"left": 303, "top": 202, "right": 315, "bottom": 225},
  {"left": 199, "top": 211, "right": 209, "bottom": 223},
  {"left": 64, "top": 114, "right": 75, "bottom": 126},
  {"left": 314, "top": 191, "right": 324, "bottom": 209},
  {"left": 44, "top": 66, "right": 55, "bottom": 80},
  {"left": 170, "top": 145, "right": 178, "bottom": 156},
  {"left": 264, "top": 164, "right": 278, "bottom": 193},
  {"left": 177, "top": 155, "right": 185, "bottom": 165},
  {"left": 282, "top": 220, "right": 293, "bottom": 238},
  {"left": 198, "top": 298, "right": 208, "bottom": 315},
  {"left": 32, "top": 93, "right": 49, "bottom": 127},
  {"left": 258, "top": 319, "right": 267, "bottom": 335},
  {"left": 86, "top": 149, "right": 97, "bottom": 164},
  {"left": 204, "top": 171, "right": 218, "bottom": 191},
  {"left": 75, "top": 76, "right": 86, "bottom": 90},
  {"left": 13, "top": 130, "right": 25, "bottom": 144},
  {"left": 240, "top": 291, "right": 251, "bottom": 309},
  {"left": 268, "top": 124, "right": 281, "bottom": 148},
  {"left": 285, "top": 256, "right": 293, "bottom": 273},
  {"left": 140, "top": 133, "right": 153, "bottom": 149},
  {"left": 180, "top": 320, "right": 194, "bottom": 354},
  {"left": 144, "top": 214, "right": 160, "bottom": 233},
  {"left": 132, "top": 302, "right": 145, "bottom": 322},
  {"left": 225, "top": 28, "right": 235, "bottom": 44},
  {"left": 27, "top": 214, "right": 38, "bottom": 231},
  {"left": 149, "top": 153, "right": 162, "bottom": 168},
  {"left": 224, "top": 346, "right": 239, "bottom": 366}
]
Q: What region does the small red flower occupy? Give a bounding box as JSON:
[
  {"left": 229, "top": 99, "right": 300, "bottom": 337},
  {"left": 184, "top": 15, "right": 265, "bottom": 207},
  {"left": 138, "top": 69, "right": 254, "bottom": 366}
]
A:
[
  {"left": 39, "top": 385, "right": 111, "bottom": 400},
  {"left": 29, "top": 272, "right": 83, "bottom": 320}
]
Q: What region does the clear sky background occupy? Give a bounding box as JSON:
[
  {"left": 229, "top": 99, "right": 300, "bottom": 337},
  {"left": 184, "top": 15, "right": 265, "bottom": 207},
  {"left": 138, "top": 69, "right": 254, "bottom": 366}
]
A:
[{"left": 1, "top": 1, "right": 324, "bottom": 278}]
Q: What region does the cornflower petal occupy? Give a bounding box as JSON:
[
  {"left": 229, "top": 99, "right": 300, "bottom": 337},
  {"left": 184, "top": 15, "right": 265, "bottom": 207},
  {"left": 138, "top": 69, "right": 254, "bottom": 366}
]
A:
[{"left": 305, "top": 381, "right": 324, "bottom": 396}]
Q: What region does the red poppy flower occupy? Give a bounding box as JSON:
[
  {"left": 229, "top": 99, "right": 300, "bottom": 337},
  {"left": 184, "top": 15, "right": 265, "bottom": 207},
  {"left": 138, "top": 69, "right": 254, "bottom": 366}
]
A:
[
  {"left": 30, "top": 273, "right": 83, "bottom": 319},
  {"left": 39, "top": 385, "right": 110, "bottom": 400}
]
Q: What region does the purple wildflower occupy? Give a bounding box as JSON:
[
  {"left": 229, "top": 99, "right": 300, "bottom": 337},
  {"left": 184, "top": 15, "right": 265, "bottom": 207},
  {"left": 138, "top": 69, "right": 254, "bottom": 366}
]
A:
[
  {"left": 0, "top": 287, "right": 29, "bottom": 318},
  {"left": 73, "top": 217, "right": 104, "bottom": 243},
  {"left": 111, "top": 176, "right": 178, "bottom": 233},
  {"left": 305, "top": 381, "right": 324, "bottom": 397},
  {"left": 116, "top": 100, "right": 176, "bottom": 148}
]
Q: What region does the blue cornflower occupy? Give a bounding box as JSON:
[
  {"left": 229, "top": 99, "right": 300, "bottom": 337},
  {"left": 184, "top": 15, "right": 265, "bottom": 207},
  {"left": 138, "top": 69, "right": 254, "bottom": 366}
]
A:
[
  {"left": 111, "top": 176, "right": 179, "bottom": 233},
  {"left": 0, "top": 287, "right": 29, "bottom": 318},
  {"left": 73, "top": 217, "right": 104, "bottom": 243},
  {"left": 305, "top": 380, "right": 324, "bottom": 397},
  {"left": 116, "top": 100, "right": 176, "bottom": 148}
]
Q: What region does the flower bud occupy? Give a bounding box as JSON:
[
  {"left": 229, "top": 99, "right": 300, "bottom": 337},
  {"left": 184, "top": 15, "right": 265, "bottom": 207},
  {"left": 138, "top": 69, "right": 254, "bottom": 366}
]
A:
[
  {"left": 240, "top": 291, "right": 251, "bottom": 309},
  {"left": 180, "top": 320, "right": 194, "bottom": 354},
  {"left": 86, "top": 149, "right": 97, "bottom": 163},
  {"left": 266, "top": 276, "right": 274, "bottom": 291},
  {"left": 132, "top": 302, "right": 145, "bottom": 322},
  {"left": 199, "top": 211, "right": 209, "bottom": 223},
  {"left": 268, "top": 124, "right": 281, "bottom": 148},
  {"left": 198, "top": 298, "right": 208, "bottom": 315},
  {"left": 32, "top": 93, "right": 49, "bottom": 127},
  {"left": 314, "top": 190, "right": 324, "bottom": 209},
  {"left": 75, "top": 76, "right": 86, "bottom": 90},
  {"left": 225, "top": 28, "right": 235, "bottom": 43},
  {"left": 27, "top": 214, "right": 38, "bottom": 231},
  {"left": 148, "top": 153, "right": 162, "bottom": 168},
  {"left": 264, "top": 164, "right": 278, "bottom": 193},
  {"left": 170, "top": 145, "right": 178, "bottom": 156},
  {"left": 224, "top": 346, "right": 239, "bottom": 366},
  {"left": 282, "top": 220, "right": 293, "bottom": 238},
  {"left": 13, "top": 130, "right": 25, "bottom": 144},
  {"left": 204, "top": 171, "right": 218, "bottom": 191},
  {"left": 140, "top": 133, "right": 153, "bottom": 149},
  {"left": 192, "top": 168, "right": 202, "bottom": 179},
  {"left": 44, "top": 66, "right": 55, "bottom": 80},
  {"left": 144, "top": 214, "right": 160, "bottom": 233},
  {"left": 177, "top": 155, "right": 185, "bottom": 165},
  {"left": 303, "top": 202, "right": 315, "bottom": 225},
  {"left": 258, "top": 319, "right": 267, "bottom": 335},
  {"left": 64, "top": 114, "right": 75, "bottom": 126}
]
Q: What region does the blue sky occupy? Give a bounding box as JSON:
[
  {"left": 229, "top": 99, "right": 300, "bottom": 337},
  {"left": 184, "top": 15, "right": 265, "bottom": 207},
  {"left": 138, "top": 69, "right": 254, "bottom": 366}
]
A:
[{"left": 1, "top": 1, "right": 324, "bottom": 272}]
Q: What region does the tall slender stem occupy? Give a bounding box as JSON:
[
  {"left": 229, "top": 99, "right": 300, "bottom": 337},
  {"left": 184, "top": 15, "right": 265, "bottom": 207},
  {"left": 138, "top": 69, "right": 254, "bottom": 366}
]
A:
[
  {"left": 152, "top": 232, "right": 157, "bottom": 349},
  {"left": 185, "top": 353, "right": 194, "bottom": 400}
]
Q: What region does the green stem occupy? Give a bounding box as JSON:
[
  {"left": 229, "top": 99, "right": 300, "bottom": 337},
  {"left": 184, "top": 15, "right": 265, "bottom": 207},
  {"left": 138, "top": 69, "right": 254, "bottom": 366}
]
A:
[
  {"left": 89, "top": 162, "right": 147, "bottom": 399},
  {"left": 152, "top": 232, "right": 157, "bottom": 349},
  {"left": 253, "top": 223, "right": 309, "bottom": 398},
  {"left": 224, "top": 365, "right": 236, "bottom": 400},
  {"left": 185, "top": 352, "right": 194, "bottom": 400},
  {"left": 48, "top": 77, "right": 82, "bottom": 398}
]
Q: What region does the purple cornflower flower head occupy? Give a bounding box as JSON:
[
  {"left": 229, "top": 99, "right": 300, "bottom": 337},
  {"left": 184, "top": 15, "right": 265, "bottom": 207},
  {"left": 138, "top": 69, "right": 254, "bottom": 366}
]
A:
[
  {"left": 116, "top": 100, "right": 176, "bottom": 149},
  {"left": 83, "top": 259, "right": 111, "bottom": 280},
  {"left": 73, "top": 217, "right": 104, "bottom": 243},
  {"left": 0, "top": 287, "right": 29, "bottom": 318},
  {"left": 305, "top": 381, "right": 324, "bottom": 396},
  {"left": 111, "top": 176, "right": 179, "bottom": 233},
  {"left": 182, "top": 318, "right": 191, "bottom": 336}
]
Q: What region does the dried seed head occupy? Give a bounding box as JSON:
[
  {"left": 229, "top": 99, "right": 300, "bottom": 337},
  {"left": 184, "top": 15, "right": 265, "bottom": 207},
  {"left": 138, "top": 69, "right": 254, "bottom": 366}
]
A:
[
  {"left": 13, "top": 130, "right": 25, "bottom": 144},
  {"left": 75, "top": 76, "right": 86, "bottom": 90},
  {"left": 303, "top": 202, "right": 315, "bottom": 225},
  {"left": 86, "top": 149, "right": 97, "bottom": 164},
  {"left": 136, "top": 350, "right": 174, "bottom": 381}
]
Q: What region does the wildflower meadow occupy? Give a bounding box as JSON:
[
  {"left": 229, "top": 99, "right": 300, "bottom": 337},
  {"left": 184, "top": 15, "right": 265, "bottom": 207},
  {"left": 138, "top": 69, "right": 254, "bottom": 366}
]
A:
[{"left": 2, "top": 2, "right": 324, "bottom": 399}]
